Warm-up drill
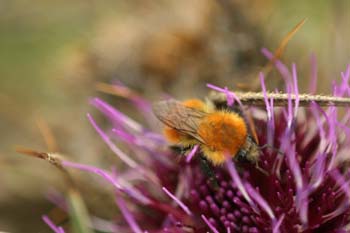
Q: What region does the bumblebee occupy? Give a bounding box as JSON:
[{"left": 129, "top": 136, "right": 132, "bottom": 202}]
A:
[{"left": 153, "top": 98, "right": 259, "bottom": 166}]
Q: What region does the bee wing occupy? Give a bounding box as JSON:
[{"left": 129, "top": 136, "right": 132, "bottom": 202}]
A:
[{"left": 152, "top": 99, "right": 207, "bottom": 143}]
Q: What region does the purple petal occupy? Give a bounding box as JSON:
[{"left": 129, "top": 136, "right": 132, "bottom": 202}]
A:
[
  {"left": 297, "top": 188, "right": 309, "bottom": 227},
  {"left": 201, "top": 215, "right": 220, "bottom": 233},
  {"left": 268, "top": 93, "right": 275, "bottom": 146},
  {"left": 206, "top": 83, "right": 243, "bottom": 107},
  {"left": 260, "top": 72, "right": 275, "bottom": 145},
  {"left": 225, "top": 159, "right": 259, "bottom": 213},
  {"left": 339, "top": 65, "right": 350, "bottom": 96},
  {"left": 323, "top": 171, "right": 350, "bottom": 221},
  {"left": 224, "top": 86, "right": 234, "bottom": 106},
  {"left": 245, "top": 183, "right": 275, "bottom": 220},
  {"left": 112, "top": 128, "right": 135, "bottom": 144},
  {"left": 309, "top": 152, "right": 326, "bottom": 190},
  {"left": 162, "top": 187, "right": 192, "bottom": 216},
  {"left": 310, "top": 102, "right": 327, "bottom": 151},
  {"left": 286, "top": 84, "right": 293, "bottom": 129},
  {"left": 62, "top": 160, "right": 151, "bottom": 205},
  {"left": 91, "top": 98, "right": 143, "bottom": 132},
  {"left": 42, "top": 215, "right": 65, "bottom": 233},
  {"left": 326, "top": 107, "right": 338, "bottom": 170},
  {"left": 311, "top": 103, "right": 338, "bottom": 171},
  {"left": 292, "top": 63, "right": 300, "bottom": 117},
  {"left": 115, "top": 195, "right": 143, "bottom": 233},
  {"left": 272, "top": 214, "right": 285, "bottom": 233},
  {"left": 186, "top": 145, "right": 199, "bottom": 163},
  {"left": 279, "top": 126, "right": 307, "bottom": 225},
  {"left": 87, "top": 113, "right": 138, "bottom": 168},
  {"left": 259, "top": 72, "right": 271, "bottom": 120}
]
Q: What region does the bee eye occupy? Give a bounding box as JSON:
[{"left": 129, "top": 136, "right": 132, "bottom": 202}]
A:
[{"left": 235, "top": 150, "right": 248, "bottom": 163}]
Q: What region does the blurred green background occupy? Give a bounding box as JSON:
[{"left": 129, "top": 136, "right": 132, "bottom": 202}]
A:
[{"left": 1, "top": 0, "right": 350, "bottom": 232}]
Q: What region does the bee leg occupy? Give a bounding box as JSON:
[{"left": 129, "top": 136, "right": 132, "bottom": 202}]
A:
[
  {"left": 259, "top": 144, "right": 284, "bottom": 155},
  {"left": 199, "top": 156, "right": 219, "bottom": 189},
  {"left": 169, "top": 145, "right": 192, "bottom": 157},
  {"left": 255, "top": 162, "right": 269, "bottom": 176},
  {"left": 236, "top": 149, "right": 269, "bottom": 176}
]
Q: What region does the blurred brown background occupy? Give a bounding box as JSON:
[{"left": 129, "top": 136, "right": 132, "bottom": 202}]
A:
[{"left": 1, "top": 0, "right": 350, "bottom": 232}]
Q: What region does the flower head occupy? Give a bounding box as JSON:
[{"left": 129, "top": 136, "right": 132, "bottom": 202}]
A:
[{"left": 54, "top": 56, "right": 350, "bottom": 233}]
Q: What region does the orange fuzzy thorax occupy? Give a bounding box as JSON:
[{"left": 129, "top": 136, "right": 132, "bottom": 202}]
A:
[
  {"left": 197, "top": 111, "right": 247, "bottom": 165},
  {"left": 163, "top": 99, "right": 206, "bottom": 143}
]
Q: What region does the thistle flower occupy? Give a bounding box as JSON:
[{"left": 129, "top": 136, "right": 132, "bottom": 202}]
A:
[{"left": 50, "top": 54, "right": 350, "bottom": 233}]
